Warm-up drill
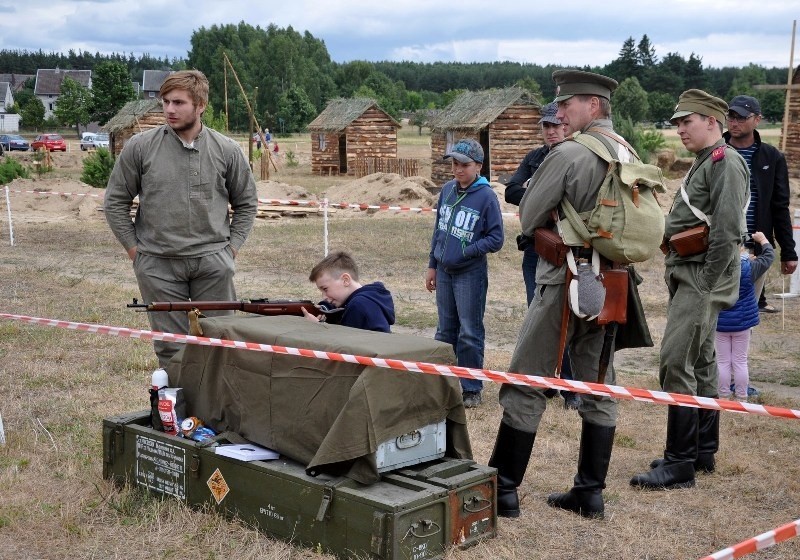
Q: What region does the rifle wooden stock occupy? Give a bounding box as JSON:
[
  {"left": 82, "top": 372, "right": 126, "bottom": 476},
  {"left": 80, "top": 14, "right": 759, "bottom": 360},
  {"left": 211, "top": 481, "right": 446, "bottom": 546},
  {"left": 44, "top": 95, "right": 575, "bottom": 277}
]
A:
[{"left": 127, "top": 298, "right": 340, "bottom": 318}]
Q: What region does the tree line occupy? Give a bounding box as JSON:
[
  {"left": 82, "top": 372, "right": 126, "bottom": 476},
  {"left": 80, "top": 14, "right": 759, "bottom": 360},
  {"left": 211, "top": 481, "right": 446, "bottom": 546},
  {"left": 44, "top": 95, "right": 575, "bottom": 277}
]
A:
[{"left": 1, "top": 28, "right": 791, "bottom": 134}]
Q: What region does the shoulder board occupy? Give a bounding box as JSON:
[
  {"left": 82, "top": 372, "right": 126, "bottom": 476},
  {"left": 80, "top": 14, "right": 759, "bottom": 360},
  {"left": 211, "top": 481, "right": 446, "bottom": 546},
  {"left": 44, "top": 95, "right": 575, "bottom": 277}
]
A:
[{"left": 711, "top": 146, "right": 726, "bottom": 162}]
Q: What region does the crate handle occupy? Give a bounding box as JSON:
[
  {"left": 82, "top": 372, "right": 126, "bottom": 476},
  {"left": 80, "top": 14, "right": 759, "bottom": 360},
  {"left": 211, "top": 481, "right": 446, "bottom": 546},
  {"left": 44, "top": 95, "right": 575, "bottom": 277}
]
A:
[
  {"left": 403, "top": 519, "right": 441, "bottom": 539},
  {"left": 463, "top": 495, "right": 492, "bottom": 513},
  {"left": 395, "top": 430, "right": 422, "bottom": 449}
]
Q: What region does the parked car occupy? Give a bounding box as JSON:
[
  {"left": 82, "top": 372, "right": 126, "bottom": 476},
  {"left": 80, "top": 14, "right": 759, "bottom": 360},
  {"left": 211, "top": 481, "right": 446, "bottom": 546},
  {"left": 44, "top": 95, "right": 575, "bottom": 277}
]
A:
[
  {"left": 0, "top": 134, "right": 31, "bottom": 152},
  {"left": 80, "top": 132, "right": 110, "bottom": 151},
  {"left": 654, "top": 121, "right": 673, "bottom": 129},
  {"left": 31, "top": 133, "right": 67, "bottom": 152}
]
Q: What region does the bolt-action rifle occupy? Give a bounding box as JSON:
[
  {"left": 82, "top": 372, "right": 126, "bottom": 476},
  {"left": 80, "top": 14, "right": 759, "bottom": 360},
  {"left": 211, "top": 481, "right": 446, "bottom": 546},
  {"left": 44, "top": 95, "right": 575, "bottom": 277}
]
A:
[{"left": 127, "top": 298, "right": 343, "bottom": 320}]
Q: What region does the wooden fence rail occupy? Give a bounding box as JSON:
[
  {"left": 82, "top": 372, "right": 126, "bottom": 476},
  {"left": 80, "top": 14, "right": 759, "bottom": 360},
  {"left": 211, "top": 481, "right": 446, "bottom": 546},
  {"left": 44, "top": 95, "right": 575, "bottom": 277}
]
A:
[{"left": 353, "top": 157, "right": 421, "bottom": 178}]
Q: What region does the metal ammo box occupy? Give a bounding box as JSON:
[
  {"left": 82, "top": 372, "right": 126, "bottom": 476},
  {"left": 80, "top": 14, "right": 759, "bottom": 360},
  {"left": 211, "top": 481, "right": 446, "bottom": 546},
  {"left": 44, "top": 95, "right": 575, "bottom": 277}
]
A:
[
  {"left": 376, "top": 420, "right": 446, "bottom": 473},
  {"left": 102, "top": 410, "right": 496, "bottom": 559}
]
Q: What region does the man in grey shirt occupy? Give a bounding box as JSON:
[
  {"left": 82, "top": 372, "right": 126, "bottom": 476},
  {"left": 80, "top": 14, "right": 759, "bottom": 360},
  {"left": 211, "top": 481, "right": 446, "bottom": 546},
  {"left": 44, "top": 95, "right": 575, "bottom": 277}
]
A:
[{"left": 105, "top": 70, "right": 258, "bottom": 366}]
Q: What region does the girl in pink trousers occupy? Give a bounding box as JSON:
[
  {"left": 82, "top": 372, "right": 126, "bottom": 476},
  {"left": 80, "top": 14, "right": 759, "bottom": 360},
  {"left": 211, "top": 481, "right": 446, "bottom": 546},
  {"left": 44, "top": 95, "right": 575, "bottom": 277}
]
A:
[{"left": 715, "top": 231, "right": 774, "bottom": 401}]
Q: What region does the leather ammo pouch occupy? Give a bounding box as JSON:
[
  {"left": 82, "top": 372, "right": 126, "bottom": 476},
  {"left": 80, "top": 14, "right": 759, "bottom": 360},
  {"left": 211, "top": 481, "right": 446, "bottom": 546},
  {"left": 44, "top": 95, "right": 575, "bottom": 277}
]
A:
[
  {"left": 597, "top": 268, "right": 628, "bottom": 324},
  {"left": 534, "top": 228, "right": 569, "bottom": 266},
  {"left": 668, "top": 225, "right": 710, "bottom": 257}
]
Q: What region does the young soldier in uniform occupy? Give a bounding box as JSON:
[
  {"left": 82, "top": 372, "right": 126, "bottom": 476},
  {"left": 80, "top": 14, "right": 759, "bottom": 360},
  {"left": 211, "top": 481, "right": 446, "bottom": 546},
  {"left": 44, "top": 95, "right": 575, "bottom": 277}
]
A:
[
  {"left": 489, "top": 70, "right": 637, "bottom": 519},
  {"left": 105, "top": 70, "right": 258, "bottom": 367},
  {"left": 631, "top": 89, "right": 749, "bottom": 490}
]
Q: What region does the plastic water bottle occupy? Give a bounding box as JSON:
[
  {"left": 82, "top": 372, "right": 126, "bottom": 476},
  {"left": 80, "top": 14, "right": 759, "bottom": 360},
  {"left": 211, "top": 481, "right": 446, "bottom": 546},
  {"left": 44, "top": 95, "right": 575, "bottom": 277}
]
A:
[
  {"left": 151, "top": 368, "right": 169, "bottom": 391},
  {"left": 150, "top": 368, "right": 168, "bottom": 431}
]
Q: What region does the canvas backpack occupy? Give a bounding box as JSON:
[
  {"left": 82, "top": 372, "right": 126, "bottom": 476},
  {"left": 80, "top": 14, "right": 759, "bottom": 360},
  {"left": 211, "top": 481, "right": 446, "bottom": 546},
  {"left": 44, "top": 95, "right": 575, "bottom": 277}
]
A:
[{"left": 558, "top": 129, "right": 666, "bottom": 264}]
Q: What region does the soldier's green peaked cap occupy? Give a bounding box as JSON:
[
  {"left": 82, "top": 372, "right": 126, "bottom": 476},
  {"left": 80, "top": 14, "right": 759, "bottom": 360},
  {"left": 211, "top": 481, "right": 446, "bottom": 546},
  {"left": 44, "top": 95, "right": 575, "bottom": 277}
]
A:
[
  {"left": 552, "top": 69, "right": 618, "bottom": 102},
  {"left": 670, "top": 89, "right": 728, "bottom": 124}
]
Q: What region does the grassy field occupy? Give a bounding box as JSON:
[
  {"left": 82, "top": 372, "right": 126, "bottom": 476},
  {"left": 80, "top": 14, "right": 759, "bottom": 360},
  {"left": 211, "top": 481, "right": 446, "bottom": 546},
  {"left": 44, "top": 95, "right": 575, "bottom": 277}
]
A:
[{"left": 1, "top": 129, "right": 800, "bottom": 559}]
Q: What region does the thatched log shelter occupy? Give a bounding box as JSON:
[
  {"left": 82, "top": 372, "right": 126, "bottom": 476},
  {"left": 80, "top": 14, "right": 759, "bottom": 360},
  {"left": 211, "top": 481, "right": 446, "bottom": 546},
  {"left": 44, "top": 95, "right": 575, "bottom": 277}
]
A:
[
  {"left": 102, "top": 99, "right": 164, "bottom": 156},
  {"left": 307, "top": 98, "right": 400, "bottom": 176},
  {"left": 428, "top": 88, "right": 542, "bottom": 185},
  {"left": 783, "top": 65, "right": 800, "bottom": 178}
]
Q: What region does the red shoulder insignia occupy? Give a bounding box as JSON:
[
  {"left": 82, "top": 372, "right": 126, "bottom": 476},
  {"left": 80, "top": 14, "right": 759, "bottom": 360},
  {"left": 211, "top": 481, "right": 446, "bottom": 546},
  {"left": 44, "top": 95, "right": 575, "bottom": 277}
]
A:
[{"left": 712, "top": 146, "right": 726, "bottom": 162}]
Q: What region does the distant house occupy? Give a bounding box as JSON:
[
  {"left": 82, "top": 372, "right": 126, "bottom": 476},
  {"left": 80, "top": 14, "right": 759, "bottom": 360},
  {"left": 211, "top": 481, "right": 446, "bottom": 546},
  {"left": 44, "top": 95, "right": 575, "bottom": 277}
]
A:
[
  {"left": 0, "top": 81, "right": 20, "bottom": 132},
  {"left": 34, "top": 68, "right": 92, "bottom": 119},
  {"left": 141, "top": 70, "right": 172, "bottom": 99},
  {"left": 0, "top": 73, "right": 35, "bottom": 93},
  {"left": 102, "top": 99, "right": 165, "bottom": 156},
  {"left": 307, "top": 98, "right": 400, "bottom": 176},
  {"left": 131, "top": 81, "right": 141, "bottom": 97},
  {"left": 428, "top": 88, "right": 542, "bottom": 185},
  {"left": 0, "top": 82, "right": 13, "bottom": 111}
]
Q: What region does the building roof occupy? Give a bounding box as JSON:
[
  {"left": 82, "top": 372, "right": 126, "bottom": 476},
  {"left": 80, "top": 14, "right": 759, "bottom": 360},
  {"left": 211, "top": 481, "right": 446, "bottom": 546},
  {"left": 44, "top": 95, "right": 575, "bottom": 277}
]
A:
[
  {"left": 142, "top": 70, "right": 173, "bottom": 92},
  {"left": 0, "top": 82, "right": 10, "bottom": 103},
  {"left": 428, "top": 87, "right": 540, "bottom": 132},
  {"left": 34, "top": 69, "right": 91, "bottom": 95},
  {"left": 307, "top": 98, "right": 399, "bottom": 132},
  {"left": 0, "top": 73, "right": 34, "bottom": 92},
  {"left": 102, "top": 99, "right": 163, "bottom": 132}
]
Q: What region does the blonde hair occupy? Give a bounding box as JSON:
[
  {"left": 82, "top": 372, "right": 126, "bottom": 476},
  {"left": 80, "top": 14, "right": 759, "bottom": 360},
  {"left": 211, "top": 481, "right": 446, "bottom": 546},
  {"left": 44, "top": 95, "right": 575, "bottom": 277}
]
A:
[{"left": 159, "top": 70, "right": 209, "bottom": 107}]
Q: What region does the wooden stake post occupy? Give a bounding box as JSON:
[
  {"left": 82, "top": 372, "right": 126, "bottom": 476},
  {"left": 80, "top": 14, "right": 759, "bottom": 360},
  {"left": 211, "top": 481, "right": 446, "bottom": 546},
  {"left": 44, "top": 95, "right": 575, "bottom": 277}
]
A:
[{"left": 222, "top": 52, "right": 277, "bottom": 180}]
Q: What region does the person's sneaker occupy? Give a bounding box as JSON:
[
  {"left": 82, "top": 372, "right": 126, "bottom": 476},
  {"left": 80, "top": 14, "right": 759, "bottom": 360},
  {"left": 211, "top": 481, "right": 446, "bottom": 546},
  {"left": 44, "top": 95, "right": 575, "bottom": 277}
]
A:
[
  {"left": 462, "top": 392, "right": 482, "bottom": 408},
  {"left": 759, "top": 304, "right": 779, "bottom": 313},
  {"left": 747, "top": 385, "right": 760, "bottom": 397}
]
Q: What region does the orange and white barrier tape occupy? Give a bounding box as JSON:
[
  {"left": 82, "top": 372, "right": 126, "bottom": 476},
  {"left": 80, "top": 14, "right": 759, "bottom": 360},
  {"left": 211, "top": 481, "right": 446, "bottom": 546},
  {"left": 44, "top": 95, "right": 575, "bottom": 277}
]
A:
[
  {"left": 257, "top": 197, "right": 518, "bottom": 216},
  {"left": 6, "top": 190, "right": 519, "bottom": 217},
  {"left": 2, "top": 312, "right": 800, "bottom": 421},
  {"left": 700, "top": 518, "right": 800, "bottom": 559},
  {"left": 9, "top": 189, "right": 103, "bottom": 198}
]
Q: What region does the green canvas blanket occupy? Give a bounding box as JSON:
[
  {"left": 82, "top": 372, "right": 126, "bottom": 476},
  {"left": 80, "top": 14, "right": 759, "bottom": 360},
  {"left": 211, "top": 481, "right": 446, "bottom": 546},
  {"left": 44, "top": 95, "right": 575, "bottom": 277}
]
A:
[{"left": 167, "top": 315, "right": 472, "bottom": 484}]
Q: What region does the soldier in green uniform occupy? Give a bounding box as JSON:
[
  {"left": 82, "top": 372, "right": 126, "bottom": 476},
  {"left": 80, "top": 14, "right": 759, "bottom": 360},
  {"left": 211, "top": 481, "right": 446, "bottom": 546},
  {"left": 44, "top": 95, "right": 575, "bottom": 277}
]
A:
[
  {"left": 489, "top": 70, "right": 633, "bottom": 519},
  {"left": 631, "top": 89, "right": 749, "bottom": 490}
]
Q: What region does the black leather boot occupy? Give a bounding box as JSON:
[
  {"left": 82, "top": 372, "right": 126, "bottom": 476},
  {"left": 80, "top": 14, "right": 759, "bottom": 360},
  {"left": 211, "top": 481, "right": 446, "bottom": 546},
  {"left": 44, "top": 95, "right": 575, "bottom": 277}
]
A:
[
  {"left": 648, "top": 408, "right": 718, "bottom": 473},
  {"left": 631, "top": 405, "right": 698, "bottom": 490},
  {"left": 547, "top": 420, "right": 615, "bottom": 519},
  {"left": 488, "top": 422, "right": 536, "bottom": 518}
]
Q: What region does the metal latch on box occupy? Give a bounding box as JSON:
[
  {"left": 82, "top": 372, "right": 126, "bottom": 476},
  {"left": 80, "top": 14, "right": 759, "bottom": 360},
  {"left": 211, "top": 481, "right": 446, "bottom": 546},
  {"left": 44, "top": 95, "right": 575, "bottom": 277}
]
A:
[{"left": 316, "top": 487, "right": 334, "bottom": 521}]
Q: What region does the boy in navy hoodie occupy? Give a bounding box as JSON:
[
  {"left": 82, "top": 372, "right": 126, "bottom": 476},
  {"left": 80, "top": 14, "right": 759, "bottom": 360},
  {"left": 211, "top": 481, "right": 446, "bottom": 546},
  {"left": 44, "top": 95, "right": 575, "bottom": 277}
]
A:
[
  {"left": 303, "top": 251, "right": 395, "bottom": 333},
  {"left": 425, "top": 139, "right": 505, "bottom": 408}
]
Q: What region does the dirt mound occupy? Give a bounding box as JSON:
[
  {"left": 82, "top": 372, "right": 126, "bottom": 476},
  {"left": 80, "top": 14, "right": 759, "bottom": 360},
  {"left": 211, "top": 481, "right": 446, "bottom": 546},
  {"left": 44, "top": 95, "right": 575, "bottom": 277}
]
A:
[
  {"left": 255, "top": 179, "right": 316, "bottom": 202},
  {"left": 4, "top": 177, "right": 105, "bottom": 223},
  {"left": 323, "top": 173, "right": 437, "bottom": 209}
]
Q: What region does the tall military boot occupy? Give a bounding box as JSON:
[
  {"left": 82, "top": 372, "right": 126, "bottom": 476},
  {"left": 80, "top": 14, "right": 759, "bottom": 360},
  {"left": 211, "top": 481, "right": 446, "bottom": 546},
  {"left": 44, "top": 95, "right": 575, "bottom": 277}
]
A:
[
  {"left": 694, "top": 408, "right": 719, "bottom": 472},
  {"left": 630, "top": 405, "right": 698, "bottom": 490},
  {"left": 488, "top": 422, "right": 536, "bottom": 518},
  {"left": 547, "top": 420, "right": 615, "bottom": 519},
  {"left": 649, "top": 408, "right": 719, "bottom": 473}
]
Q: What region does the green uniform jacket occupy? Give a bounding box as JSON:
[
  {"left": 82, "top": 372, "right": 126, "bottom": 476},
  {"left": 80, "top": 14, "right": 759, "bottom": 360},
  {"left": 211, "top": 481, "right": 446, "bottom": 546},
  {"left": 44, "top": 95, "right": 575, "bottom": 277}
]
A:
[
  {"left": 664, "top": 139, "right": 749, "bottom": 292},
  {"left": 519, "top": 119, "right": 615, "bottom": 286}
]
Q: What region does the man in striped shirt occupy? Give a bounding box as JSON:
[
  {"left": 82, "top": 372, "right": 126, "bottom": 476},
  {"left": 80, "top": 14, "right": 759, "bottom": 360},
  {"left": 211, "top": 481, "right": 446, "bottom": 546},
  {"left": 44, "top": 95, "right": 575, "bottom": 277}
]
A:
[{"left": 724, "top": 95, "right": 797, "bottom": 313}]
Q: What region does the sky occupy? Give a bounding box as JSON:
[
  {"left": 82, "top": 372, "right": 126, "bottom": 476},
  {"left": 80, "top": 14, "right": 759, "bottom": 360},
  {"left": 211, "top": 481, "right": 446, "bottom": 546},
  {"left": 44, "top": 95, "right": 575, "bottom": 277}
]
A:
[{"left": 0, "top": 0, "right": 797, "bottom": 70}]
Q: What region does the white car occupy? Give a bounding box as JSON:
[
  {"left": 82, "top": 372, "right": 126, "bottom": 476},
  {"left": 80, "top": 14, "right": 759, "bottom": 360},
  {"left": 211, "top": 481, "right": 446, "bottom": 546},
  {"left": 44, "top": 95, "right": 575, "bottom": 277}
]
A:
[{"left": 80, "top": 132, "right": 110, "bottom": 151}]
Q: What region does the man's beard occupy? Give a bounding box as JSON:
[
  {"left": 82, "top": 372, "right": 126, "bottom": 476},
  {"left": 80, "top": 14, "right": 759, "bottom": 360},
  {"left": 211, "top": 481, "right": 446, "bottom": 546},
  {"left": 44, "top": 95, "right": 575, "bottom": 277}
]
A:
[{"left": 170, "top": 115, "right": 199, "bottom": 133}]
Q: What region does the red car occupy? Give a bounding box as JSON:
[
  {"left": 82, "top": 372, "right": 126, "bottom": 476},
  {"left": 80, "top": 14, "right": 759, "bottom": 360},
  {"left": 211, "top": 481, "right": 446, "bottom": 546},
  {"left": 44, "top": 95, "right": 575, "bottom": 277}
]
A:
[{"left": 31, "top": 133, "right": 67, "bottom": 152}]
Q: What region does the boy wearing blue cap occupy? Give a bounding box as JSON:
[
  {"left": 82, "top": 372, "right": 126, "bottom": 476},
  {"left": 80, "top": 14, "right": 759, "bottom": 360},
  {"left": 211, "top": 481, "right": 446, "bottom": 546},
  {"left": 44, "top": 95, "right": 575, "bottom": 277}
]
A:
[{"left": 425, "top": 139, "right": 504, "bottom": 408}]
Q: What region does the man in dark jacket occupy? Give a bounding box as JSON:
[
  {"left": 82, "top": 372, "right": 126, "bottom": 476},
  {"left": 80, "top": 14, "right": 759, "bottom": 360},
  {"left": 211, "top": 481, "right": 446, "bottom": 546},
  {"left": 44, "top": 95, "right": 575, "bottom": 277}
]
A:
[
  {"left": 504, "top": 102, "right": 579, "bottom": 409},
  {"left": 724, "top": 95, "right": 797, "bottom": 312}
]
